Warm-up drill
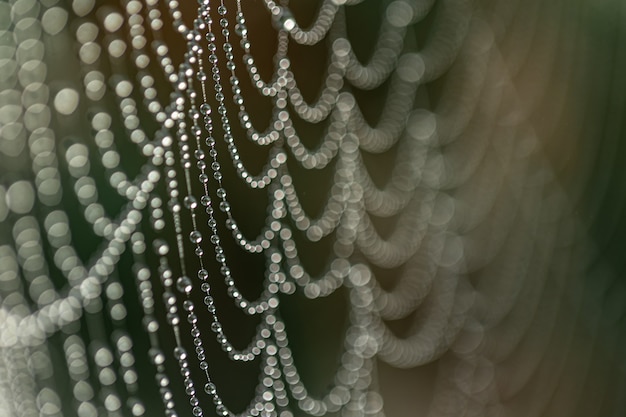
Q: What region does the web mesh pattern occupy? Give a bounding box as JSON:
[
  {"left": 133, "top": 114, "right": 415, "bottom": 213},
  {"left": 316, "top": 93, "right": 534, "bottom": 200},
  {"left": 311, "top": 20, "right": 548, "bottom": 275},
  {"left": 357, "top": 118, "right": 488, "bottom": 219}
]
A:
[{"left": 0, "top": 0, "right": 625, "bottom": 416}]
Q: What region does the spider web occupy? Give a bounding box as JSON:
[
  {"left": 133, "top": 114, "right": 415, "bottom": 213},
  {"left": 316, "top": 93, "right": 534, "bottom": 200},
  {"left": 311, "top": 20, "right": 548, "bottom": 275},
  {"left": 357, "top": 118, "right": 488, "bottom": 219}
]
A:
[{"left": 0, "top": 0, "right": 625, "bottom": 416}]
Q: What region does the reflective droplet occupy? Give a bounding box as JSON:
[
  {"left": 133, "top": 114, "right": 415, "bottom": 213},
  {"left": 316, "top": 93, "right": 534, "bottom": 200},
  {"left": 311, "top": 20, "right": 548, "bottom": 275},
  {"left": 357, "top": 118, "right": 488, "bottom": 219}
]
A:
[
  {"left": 397, "top": 53, "right": 425, "bottom": 83},
  {"left": 94, "top": 347, "right": 114, "bottom": 367},
  {"left": 386, "top": 0, "right": 414, "bottom": 28},
  {"left": 275, "top": 8, "right": 295, "bottom": 31},
  {"left": 41, "top": 7, "right": 68, "bottom": 36},
  {"left": 204, "top": 382, "right": 216, "bottom": 395},
  {"left": 176, "top": 276, "right": 193, "bottom": 294},
  {"left": 189, "top": 230, "right": 202, "bottom": 244},
  {"left": 54, "top": 88, "right": 79, "bottom": 115},
  {"left": 103, "top": 11, "right": 124, "bottom": 32},
  {"left": 6, "top": 180, "right": 35, "bottom": 214},
  {"left": 184, "top": 196, "right": 197, "bottom": 210},
  {"left": 72, "top": 0, "right": 95, "bottom": 17}
]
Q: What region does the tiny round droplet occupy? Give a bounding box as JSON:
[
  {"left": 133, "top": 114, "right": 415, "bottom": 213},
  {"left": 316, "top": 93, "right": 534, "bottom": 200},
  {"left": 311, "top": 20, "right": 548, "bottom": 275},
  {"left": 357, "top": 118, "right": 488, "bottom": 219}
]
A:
[
  {"left": 190, "top": 231, "right": 202, "bottom": 244},
  {"left": 54, "top": 88, "right": 80, "bottom": 115},
  {"left": 173, "top": 347, "right": 187, "bottom": 360},
  {"left": 204, "top": 383, "right": 217, "bottom": 395},
  {"left": 200, "top": 103, "right": 211, "bottom": 115},
  {"left": 176, "top": 276, "right": 193, "bottom": 294},
  {"left": 184, "top": 196, "right": 197, "bottom": 210}
]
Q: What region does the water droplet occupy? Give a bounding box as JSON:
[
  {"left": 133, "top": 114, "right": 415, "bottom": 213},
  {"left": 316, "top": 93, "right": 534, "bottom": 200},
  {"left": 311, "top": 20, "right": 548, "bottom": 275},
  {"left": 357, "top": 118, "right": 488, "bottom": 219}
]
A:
[
  {"left": 199, "top": 103, "right": 211, "bottom": 115},
  {"left": 173, "top": 347, "right": 187, "bottom": 360},
  {"left": 184, "top": 196, "right": 197, "bottom": 210},
  {"left": 189, "top": 230, "right": 202, "bottom": 244},
  {"left": 176, "top": 276, "right": 193, "bottom": 294},
  {"left": 204, "top": 382, "right": 216, "bottom": 395}
]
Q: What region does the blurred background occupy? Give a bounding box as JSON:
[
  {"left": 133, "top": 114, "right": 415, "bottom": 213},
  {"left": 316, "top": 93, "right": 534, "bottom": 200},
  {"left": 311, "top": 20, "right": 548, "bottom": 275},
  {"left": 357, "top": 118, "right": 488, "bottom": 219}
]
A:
[{"left": 0, "top": 0, "right": 625, "bottom": 416}]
